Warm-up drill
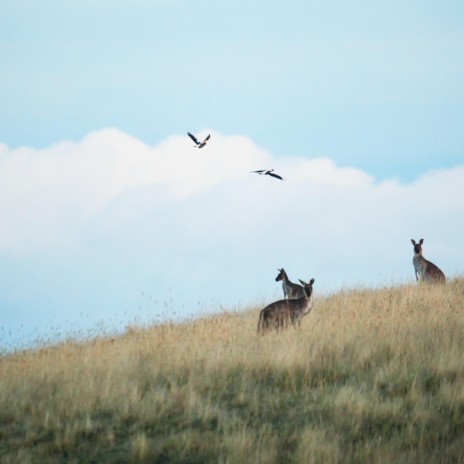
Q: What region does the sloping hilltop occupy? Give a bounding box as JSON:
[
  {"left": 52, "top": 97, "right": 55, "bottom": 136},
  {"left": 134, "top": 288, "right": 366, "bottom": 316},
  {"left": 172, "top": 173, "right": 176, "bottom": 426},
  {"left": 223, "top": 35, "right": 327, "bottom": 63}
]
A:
[{"left": 1, "top": 279, "right": 464, "bottom": 463}]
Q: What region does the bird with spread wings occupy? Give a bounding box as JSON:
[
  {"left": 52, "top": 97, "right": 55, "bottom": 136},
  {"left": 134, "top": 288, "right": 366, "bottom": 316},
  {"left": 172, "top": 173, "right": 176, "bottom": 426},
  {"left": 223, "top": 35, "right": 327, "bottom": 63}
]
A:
[
  {"left": 250, "top": 169, "right": 284, "bottom": 180},
  {"left": 187, "top": 132, "right": 211, "bottom": 148}
]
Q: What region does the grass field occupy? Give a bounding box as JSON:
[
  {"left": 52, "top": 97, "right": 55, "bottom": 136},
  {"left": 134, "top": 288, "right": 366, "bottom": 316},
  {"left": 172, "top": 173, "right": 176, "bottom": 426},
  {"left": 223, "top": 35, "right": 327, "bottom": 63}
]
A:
[{"left": 1, "top": 279, "right": 464, "bottom": 463}]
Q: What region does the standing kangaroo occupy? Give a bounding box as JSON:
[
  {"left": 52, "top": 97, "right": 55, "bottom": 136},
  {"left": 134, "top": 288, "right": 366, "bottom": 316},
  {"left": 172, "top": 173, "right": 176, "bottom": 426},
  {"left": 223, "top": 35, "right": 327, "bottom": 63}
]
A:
[
  {"left": 275, "top": 268, "right": 306, "bottom": 299},
  {"left": 258, "top": 278, "right": 315, "bottom": 335},
  {"left": 411, "top": 239, "right": 445, "bottom": 283}
]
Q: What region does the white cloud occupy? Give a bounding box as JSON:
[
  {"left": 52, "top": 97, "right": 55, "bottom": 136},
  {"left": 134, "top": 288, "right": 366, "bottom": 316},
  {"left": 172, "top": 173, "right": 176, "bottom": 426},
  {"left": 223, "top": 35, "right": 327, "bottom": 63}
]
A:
[
  {"left": 0, "top": 129, "right": 271, "bottom": 254},
  {"left": 281, "top": 156, "right": 373, "bottom": 187},
  {"left": 1, "top": 128, "right": 464, "bottom": 347}
]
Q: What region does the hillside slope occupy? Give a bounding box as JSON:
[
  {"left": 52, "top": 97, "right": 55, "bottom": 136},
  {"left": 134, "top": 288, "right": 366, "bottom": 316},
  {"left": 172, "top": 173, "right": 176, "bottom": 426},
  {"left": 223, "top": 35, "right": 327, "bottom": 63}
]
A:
[{"left": 1, "top": 279, "right": 464, "bottom": 463}]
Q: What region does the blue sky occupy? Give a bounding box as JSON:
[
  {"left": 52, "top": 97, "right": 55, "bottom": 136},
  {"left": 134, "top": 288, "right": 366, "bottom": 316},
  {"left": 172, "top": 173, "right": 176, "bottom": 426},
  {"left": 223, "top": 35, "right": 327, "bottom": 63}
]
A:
[
  {"left": 1, "top": 1, "right": 463, "bottom": 350},
  {"left": 2, "top": 0, "right": 463, "bottom": 179}
]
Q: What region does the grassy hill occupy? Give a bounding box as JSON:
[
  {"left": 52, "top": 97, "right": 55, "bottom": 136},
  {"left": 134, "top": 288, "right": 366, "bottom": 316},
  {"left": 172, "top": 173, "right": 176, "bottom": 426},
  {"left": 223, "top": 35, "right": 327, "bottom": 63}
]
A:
[{"left": 1, "top": 279, "right": 464, "bottom": 463}]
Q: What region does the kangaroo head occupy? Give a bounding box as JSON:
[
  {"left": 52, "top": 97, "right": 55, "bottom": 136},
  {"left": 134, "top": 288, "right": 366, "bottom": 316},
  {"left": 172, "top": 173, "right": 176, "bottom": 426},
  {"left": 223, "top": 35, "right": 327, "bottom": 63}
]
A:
[
  {"left": 298, "top": 278, "right": 315, "bottom": 297},
  {"left": 411, "top": 238, "right": 424, "bottom": 255},
  {"left": 275, "top": 268, "right": 286, "bottom": 282}
]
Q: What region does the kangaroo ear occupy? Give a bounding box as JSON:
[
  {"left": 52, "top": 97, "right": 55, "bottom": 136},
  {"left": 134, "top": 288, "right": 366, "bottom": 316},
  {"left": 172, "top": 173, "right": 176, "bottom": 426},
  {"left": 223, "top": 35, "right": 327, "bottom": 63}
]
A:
[
  {"left": 419, "top": 239, "right": 424, "bottom": 245},
  {"left": 411, "top": 239, "right": 416, "bottom": 245},
  {"left": 298, "top": 279, "right": 306, "bottom": 286},
  {"left": 309, "top": 278, "right": 315, "bottom": 285}
]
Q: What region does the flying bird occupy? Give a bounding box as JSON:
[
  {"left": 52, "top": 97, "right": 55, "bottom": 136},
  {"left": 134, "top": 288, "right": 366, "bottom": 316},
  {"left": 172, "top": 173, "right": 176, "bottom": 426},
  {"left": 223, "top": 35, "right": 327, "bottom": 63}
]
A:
[
  {"left": 187, "top": 132, "right": 211, "bottom": 148},
  {"left": 250, "top": 169, "right": 284, "bottom": 180}
]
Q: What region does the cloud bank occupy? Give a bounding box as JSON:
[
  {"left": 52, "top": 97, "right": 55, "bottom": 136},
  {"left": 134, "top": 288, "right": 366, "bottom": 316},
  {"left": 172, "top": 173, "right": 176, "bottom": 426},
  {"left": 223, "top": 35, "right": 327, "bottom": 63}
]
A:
[{"left": 1, "top": 129, "right": 463, "bottom": 348}]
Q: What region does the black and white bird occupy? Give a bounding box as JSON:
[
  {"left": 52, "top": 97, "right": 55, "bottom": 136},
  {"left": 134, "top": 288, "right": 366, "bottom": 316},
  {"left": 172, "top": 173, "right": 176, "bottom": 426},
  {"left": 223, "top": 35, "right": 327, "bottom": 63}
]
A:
[
  {"left": 187, "top": 132, "right": 211, "bottom": 148},
  {"left": 250, "top": 169, "right": 283, "bottom": 180}
]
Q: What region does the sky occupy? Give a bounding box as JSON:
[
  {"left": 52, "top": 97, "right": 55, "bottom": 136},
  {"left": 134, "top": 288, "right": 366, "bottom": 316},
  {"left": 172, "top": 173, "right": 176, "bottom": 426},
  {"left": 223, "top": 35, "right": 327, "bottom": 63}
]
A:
[{"left": 1, "top": 1, "right": 463, "bottom": 350}]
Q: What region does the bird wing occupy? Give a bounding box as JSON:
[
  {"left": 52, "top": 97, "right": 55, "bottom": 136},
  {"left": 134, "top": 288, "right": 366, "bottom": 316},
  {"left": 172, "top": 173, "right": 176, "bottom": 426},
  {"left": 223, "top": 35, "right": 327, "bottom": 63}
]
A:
[
  {"left": 268, "top": 172, "right": 283, "bottom": 180},
  {"left": 251, "top": 170, "right": 265, "bottom": 174},
  {"left": 187, "top": 132, "right": 199, "bottom": 145},
  {"left": 203, "top": 134, "right": 211, "bottom": 143}
]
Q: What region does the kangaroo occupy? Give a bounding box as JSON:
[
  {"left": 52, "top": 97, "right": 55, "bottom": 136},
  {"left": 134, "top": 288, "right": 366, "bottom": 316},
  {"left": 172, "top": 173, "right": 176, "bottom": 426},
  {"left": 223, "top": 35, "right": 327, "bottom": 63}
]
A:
[
  {"left": 258, "top": 278, "right": 315, "bottom": 335},
  {"left": 411, "top": 239, "right": 445, "bottom": 283},
  {"left": 275, "top": 268, "right": 306, "bottom": 299}
]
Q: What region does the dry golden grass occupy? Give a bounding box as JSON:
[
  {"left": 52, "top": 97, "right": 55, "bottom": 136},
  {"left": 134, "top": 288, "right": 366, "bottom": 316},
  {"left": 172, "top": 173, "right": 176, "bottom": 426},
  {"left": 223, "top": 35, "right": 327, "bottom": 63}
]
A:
[{"left": 1, "top": 279, "right": 464, "bottom": 463}]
